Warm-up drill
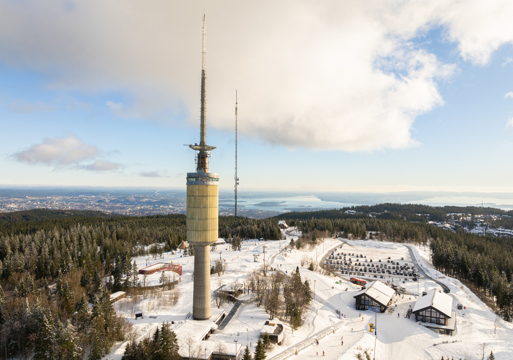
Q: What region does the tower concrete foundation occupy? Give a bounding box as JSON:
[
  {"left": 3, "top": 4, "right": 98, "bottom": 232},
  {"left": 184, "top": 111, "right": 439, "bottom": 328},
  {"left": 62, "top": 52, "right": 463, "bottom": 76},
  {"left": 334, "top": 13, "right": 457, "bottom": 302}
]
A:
[{"left": 193, "top": 244, "right": 211, "bottom": 319}]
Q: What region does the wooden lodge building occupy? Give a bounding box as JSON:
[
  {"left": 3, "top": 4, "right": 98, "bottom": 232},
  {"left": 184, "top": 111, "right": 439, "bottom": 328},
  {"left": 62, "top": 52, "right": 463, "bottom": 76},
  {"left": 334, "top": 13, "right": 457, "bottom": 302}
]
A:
[
  {"left": 412, "top": 289, "right": 456, "bottom": 335},
  {"left": 354, "top": 281, "right": 395, "bottom": 313}
]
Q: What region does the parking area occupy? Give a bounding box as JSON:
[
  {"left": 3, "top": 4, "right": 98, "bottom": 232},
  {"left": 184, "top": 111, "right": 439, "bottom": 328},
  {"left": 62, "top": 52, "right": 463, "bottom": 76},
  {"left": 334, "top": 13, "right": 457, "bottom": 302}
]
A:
[{"left": 325, "top": 244, "right": 421, "bottom": 284}]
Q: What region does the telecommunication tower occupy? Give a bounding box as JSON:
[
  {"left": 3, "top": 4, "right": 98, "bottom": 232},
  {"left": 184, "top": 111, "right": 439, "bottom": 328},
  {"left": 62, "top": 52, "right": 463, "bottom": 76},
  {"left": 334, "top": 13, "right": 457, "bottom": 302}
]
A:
[
  {"left": 234, "top": 91, "right": 239, "bottom": 218},
  {"left": 186, "top": 12, "right": 218, "bottom": 320}
]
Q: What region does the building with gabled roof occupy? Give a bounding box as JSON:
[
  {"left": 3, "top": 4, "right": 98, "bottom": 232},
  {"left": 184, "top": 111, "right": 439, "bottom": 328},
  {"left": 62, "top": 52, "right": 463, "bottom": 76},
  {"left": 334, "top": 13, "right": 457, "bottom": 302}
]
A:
[
  {"left": 354, "top": 281, "right": 395, "bottom": 313},
  {"left": 412, "top": 289, "right": 456, "bottom": 335}
]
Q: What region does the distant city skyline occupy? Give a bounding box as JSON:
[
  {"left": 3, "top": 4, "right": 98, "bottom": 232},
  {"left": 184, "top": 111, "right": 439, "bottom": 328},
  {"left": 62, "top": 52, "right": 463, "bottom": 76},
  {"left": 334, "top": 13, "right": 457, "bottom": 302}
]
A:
[{"left": 1, "top": 1, "right": 513, "bottom": 193}]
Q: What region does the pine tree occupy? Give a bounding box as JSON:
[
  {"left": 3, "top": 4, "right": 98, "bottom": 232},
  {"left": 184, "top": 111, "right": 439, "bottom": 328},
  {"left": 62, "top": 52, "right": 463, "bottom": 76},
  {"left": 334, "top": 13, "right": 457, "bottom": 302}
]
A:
[
  {"left": 81, "top": 268, "right": 90, "bottom": 287},
  {"left": 132, "top": 260, "right": 139, "bottom": 287},
  {"left": 488, "top": 351, "right": 495, "bottom": 360},
  {"left": 58, "top": 320, "right": 83, "bottom": 360},
  {"left": 121, "top": 341, "right": 137, "bottom": 360},
  {"left": 157, "top": 322, "right": 180, "bottom": 360},
  {"left": 93, "top": 269, "right": 102, "bottom": 290},
  {"left": 263, "top": 332, "right": 271, "bottom": 349},
  {"left": 89, "top": 316, "right": 108, "bottom": 360},
  {"left": 33, "top": 314, "right": 57, "bottom": 360},
  {"left": 0, "top": 284, "right": 4, "bottom": 325},
  {"left": 152, "top": 327, "right": 161, "bottom": 360},
  {"left": 0, "top": 300, "right": 4, "bottom": 325},
  {"left": 243, "top": 345, "right": 252, "bottom": 360},
  {"left": 61, "top": 282, "right": 75, "bottom": 315},
  {"left": 76, "top": 295, "right": 90, "bottom": 331},
  {"left": 254, "top": 338, "right": 266, "bottom": 360}
]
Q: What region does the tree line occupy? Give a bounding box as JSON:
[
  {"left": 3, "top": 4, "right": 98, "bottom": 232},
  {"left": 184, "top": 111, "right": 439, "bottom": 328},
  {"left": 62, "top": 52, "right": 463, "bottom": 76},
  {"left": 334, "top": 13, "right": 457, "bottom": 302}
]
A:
[
  {"left": 289, "top": 216, "right": 513, "bottom": 320},
  {"left": 276, "top": 203, "right": 513, "bottom": 224},
  {"left": 0, "top": 210, "right": 283, "bottom": 359}
]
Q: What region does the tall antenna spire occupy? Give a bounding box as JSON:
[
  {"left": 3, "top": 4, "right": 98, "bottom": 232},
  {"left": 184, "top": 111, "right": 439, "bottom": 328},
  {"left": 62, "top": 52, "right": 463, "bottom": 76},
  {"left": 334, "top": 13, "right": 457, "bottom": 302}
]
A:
[
  {"left": 200, "top": 11, "right": 206, "bottom": 147},
  {"left": 235, "top": 90, "right": 239, "bottom": 218},
  {"left": 190, "top": 11, "right": 215, "bottom": 173}
]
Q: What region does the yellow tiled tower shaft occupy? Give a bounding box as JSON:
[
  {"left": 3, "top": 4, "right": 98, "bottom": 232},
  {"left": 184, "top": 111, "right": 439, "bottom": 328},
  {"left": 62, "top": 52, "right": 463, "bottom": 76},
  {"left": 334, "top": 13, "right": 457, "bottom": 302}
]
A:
[{"left": 186, "top": 178, "right": 218, "bottom": 319}]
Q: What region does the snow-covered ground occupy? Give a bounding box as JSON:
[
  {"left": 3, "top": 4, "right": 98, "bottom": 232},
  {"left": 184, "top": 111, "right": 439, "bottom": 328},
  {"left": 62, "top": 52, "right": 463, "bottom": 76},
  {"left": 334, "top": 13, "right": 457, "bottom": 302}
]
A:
[{"left": 105, "top": 232, "right": 513, "bottom": 360}]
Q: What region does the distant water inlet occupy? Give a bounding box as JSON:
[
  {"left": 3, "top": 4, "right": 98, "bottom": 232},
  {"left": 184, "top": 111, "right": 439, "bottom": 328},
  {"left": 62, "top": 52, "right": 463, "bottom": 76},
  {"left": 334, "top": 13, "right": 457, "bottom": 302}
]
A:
[{"left": 219, "top": 195, "right": 356, "bottom": 213}]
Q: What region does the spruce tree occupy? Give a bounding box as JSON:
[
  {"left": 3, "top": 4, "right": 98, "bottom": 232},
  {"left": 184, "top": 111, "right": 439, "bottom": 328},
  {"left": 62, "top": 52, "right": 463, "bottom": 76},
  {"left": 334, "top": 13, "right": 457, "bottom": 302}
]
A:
[
  {"left": 0, "top": 284, "right": 4, "bottom": 325},
  {"left": 254, "top": 338, "right": 266, "bottom": 360},
  {"left": 157, "top": 322, "right": 180, "bottom": 360},
  {"left": 263, "top": 332, "right": 270, "bottom": 349},
  {"left": 488, "top": 351, "right": 495, "bottom": 360},
  {"left": 33, "top": 314, "right": 57, "bottom": 360},
  {"left": 121, "top": 341, "right": 137, "bottom": 360},
  {"left": 80, "top": 268, "right": 90, "bottom": 287},
  {"left": 243, "top": 345, "right": 252, "bottom": 360},
  {"left": 58, "top": 320, "right": 83, "bottom": 360},
  {"left": 132, "top": 260, "right": 139, "bottom": 287},
  {"left": 93, "top": 269, "right": 102, "bottom": 290}
]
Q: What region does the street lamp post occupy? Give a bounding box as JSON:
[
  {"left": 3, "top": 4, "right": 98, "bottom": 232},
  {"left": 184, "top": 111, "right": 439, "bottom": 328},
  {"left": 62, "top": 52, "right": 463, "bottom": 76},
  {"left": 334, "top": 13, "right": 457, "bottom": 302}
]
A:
[
  {"left": 234, "top": 339, "right": 238, "bottom": 359},
  {"left": 373, "top": 305, "right": 378, "bottom": 360}
]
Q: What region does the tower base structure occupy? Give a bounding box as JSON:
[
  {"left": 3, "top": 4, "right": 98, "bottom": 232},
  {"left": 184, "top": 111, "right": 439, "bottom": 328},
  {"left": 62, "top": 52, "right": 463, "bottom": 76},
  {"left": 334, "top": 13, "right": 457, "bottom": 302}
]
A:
[
  {"left": 193, "top": 244, "right": 211, "bottom": 319},
  {"left": 186, "top": 172, "right": 219, "bottom": 320}
]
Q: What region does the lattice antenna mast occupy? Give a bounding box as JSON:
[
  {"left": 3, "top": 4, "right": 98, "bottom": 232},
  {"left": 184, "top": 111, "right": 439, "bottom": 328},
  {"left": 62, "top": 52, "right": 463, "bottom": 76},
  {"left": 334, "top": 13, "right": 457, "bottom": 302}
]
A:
[
  {"left": 234, "top": 91, "right": 239, "bottom": 218},
  {"left": 189, "top": 11, "right": 215, "bottom": 172}
]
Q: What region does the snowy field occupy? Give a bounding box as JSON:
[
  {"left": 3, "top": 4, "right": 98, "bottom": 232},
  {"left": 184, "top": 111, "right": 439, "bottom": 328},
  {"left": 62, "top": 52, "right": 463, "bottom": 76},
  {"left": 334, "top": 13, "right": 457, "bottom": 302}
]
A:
[{"left": 105, "top": 232, "right": 513, "bottom": 360}]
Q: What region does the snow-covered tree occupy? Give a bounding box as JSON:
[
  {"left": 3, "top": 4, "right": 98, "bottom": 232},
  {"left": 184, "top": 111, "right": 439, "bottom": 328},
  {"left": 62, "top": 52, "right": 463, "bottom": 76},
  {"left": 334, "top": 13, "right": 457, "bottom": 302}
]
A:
[
  {"left": 58, "top": 320, "right": 83, "bottom": 360},
  {"left": 155, "top": 322, "right": 180, "bottom": 360},
  {"left": 131, "top": 260, "right": 139, "bottom": 287},
  {"left": 33, "top": 314, "right": 57, "bottom": 360}
]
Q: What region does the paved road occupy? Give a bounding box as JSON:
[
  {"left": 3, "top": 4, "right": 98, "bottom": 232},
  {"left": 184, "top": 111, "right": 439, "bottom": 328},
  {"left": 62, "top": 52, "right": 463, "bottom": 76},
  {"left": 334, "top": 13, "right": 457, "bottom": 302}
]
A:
[{"left": 405, "top": 244, "right": 450, "bottom": 293}]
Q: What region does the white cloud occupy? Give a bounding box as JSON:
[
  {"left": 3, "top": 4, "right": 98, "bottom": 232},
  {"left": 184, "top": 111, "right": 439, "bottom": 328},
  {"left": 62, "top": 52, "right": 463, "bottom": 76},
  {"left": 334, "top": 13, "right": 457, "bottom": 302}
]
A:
[
  {"left": 507, "top": 117, "right": 513, "bottom": 128},
  {"left": 14, "top": 135, "right": 98, "bottom": 166},
  {"left": 1, "top": 1, "right": 513, "bottom": 150},
  {"left": 505, "top": 92, "right": 513, "bottom": 99},
  {"left": 83, "top": 160, "right": 122, "bottom": 171},
  {"left": 13, "top": 135, "right": 122, "bottom": 171},
  {"left": 7, "top": 99, "right": 55, "bottom": 113},
  {"left": 140, "top": 171, "right": 165, "bottom": 178}
]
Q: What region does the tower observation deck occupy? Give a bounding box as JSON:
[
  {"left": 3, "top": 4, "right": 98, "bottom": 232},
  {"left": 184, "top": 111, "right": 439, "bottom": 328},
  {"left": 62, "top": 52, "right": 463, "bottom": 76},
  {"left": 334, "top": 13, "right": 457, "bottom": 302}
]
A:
[{"left": 186, "top": 12, "right": 218, "bottom": 320}]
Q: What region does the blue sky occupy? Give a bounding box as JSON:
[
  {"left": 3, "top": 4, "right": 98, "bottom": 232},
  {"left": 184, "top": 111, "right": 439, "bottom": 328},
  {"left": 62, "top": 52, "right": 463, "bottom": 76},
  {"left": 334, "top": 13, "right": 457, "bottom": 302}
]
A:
[{"left": 1, "top": 1, "right": 513, "bottom": 193}]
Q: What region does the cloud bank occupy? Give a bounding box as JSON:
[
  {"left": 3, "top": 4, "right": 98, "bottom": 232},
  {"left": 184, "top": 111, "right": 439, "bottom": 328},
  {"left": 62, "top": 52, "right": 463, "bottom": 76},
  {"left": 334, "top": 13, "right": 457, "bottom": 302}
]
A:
[
  {"left": 13, "top": 135, "right": 121, "bottom": 171},
  {"left": 1, "top": 1, "right": 513, "bottom": 151},
  {"left": 140, "top": 171, "right": 165, "bottom": 178},
  {"left": 14, "top": 135, "right": 98, "bottom": 166},
  {"left": 82, "top": 160, "right": 122, "bottom": 171}
]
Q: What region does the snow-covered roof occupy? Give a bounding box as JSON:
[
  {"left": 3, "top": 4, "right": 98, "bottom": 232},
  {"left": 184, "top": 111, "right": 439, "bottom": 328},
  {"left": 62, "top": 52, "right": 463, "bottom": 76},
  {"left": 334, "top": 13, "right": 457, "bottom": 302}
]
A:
[
  {"left": 110, "top": 291, "right": 125, "bottom": 301},
  {"left": 140, "top": 263, "right": 165, "bottom": 272},
  {"left": 413, "top": 289, "right": 453, "bottom": 318},
  {"left": 354, "top": 281, "right": 395, "bottom": 306},
  {"left": 261, "top": 318, "right": 283, "bottom": 335}
]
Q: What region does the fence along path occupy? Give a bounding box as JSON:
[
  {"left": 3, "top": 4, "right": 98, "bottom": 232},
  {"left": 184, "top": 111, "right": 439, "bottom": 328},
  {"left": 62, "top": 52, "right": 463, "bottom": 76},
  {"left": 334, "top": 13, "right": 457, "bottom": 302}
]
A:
[{"left": 269, "top": 320, "right": 344, "bottom": 360}]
